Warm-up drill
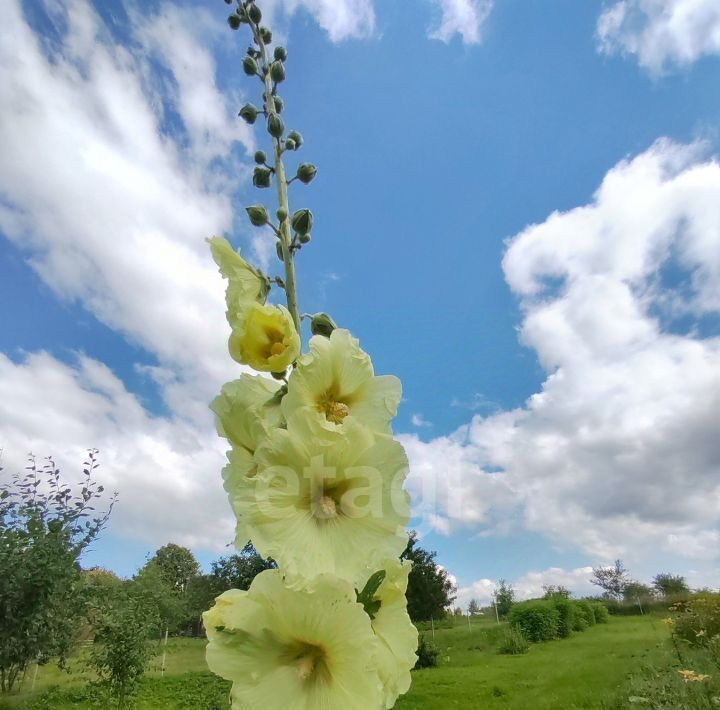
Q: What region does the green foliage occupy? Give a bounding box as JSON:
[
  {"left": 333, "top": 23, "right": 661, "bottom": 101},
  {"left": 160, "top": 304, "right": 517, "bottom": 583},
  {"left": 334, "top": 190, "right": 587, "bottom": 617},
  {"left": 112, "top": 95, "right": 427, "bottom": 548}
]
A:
[
  {"left": 401, "top": 532, "right": 456, "bottom": 622},
  {"left": 0, "top": 452, "right": 114, "bottom": 693},
  {"left": 575, "top": 601, "right": 597, "bottom": 627},
  {"left": 142, "top": 544, "right": 199, "bottom": 593},
  {"left": 622, "top": 580, "right": 655, "bottom": 605},
  {"left": 414, "top": 635, "right": 438, "bottom": 669},
  {"left": 509, "top": 601, "right": 559, "bottom": 642},
  {"left": 546, "top": 595, "right": 575, "bottom": 638},
  {"left": 497, "top": 628, "right": 530, "bottom": 655},
  {"left": 467, "top": 599, "right": 481, "bottom": 615},
  {"left": 210, "top": 542, "right": 275, "bottom": 592},
  {"left": 493, "top": 579, "right": 515, "bottom": 619},
  {"left": 542, "top": 585, "right": 571, "bottom": 599},
  {"left": 653, "top": 573, "right": 691, "bottom": 598},
  {"left": 673, "top": 594, "right": 720, "bottom": 648},
  {"left": 591, "top": 601, "right": 610, "bottom": 624},
  {"left": 89, "top": 591, "right": 160, "bottom": 708}
]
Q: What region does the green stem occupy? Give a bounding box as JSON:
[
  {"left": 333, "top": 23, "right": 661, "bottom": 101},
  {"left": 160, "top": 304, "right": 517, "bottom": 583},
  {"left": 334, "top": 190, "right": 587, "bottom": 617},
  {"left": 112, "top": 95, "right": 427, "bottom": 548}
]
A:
[{"left": 251, "top": 24, "right": 301, "bottom": 336}]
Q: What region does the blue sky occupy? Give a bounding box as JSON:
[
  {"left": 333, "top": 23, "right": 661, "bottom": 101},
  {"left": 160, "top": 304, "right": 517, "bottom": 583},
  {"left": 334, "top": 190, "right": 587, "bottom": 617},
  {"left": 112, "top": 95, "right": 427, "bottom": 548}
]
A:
[{"left": 1, "top": 0, "right": 719, "bottom": 605}]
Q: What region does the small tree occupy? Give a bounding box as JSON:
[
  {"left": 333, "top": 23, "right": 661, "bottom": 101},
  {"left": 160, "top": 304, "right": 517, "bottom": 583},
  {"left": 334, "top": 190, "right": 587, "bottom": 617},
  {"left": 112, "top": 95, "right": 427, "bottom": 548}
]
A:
[
  {"left": 653, "top": 573, "right": 690, "bottom": 598},
  {"left": 590, "top": 560, "right": 628, "bottom": 601},
  {"left": 623, "top": 580, "right": 655, "bottom": 604},
  {"left": 211, "top": 542, "right": 276, "bottom": 592},
  {"left": 0, "top": 452, "right": 114, "bottom": 693},
  {"left": 144, "top": 543, "right": 200, "bottom": 592},
  {"left": 401, "top": 532, "right": 456, "bottom": 622},
  {"left": 542, "top": 584, "right": 571, "bottom": 599},
  {"left": 494, "top": 579, "right": 515, "bottom": 618},
  {"left": 468, "top": 598, "right": 481, "bottom": 615}
]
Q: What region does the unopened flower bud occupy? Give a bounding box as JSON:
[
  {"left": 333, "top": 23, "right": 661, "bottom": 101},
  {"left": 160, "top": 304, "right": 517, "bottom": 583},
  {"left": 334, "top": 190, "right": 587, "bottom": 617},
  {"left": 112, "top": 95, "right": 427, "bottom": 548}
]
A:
[
  {"left": 287, "top": 130, "right": 303, "bottom": 149},
  {"left": 274, "top": 46, "right": 288, "bottom": 62},
  {"left": 254, "top": 150, "right": 267, "bottom": 165},
  {"left": 273, "top": 96, "right": 284, "bottom": 113},
  {"left": 242, "top": 56, "right": 258, "bottom": 76},
  {"left": 267, "top": 114, "right": 284, "bottom": 139},
  {"left": 270, "top": 61, "right": 285, "bottom": 83},
  {"left": 238, "top": 103, "right": 259, "bottom": 124},
  {"left": 260, "top": 27, "right": 272, "bottom": 44},
  {"left": 276, "top": 207, "right": 288, "bottom": 222},
  {"left": 291, "top": 209, "right": 313, "bottom": 235},
  {"left": 223, "top": 0, "right": 232, "bottom": 4},
  {"left": 296, "top": 163, "right": 317, "bottom": 184},
  {"left": 299, "top": 233, "right": 311, "bottom": 244},
  {"left": 271, "top": 370, "right": 287, "bottom": 380},
  {"left": 275, "top": 241, "right": 284, "bottom": 261},
  {"left": 227, "top": 13, "right": 241, "bottom": 30},
  {"left": 284, "top": 138, "right": 296, "bottom": 151},
  {"left": 253, "top": 167, "right": 272, "bottom": 189},
  {"left": 246, "top": 204, "right": 269, "bottom": 227},
  {"left": 310, "top": 312, "right": 337, "bottom": 338},
  {"left": 247, "top": 3, "right": 262, "bottom": 23}
]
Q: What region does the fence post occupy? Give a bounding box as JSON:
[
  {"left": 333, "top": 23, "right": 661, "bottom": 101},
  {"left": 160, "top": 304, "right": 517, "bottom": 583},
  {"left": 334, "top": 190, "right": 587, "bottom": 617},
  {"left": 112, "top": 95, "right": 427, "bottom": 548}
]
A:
[
  {"left": 161, "top": 626, "right": 169, "bottom": 677},
  {"left": 431, "top": 616, "right": 435, "bottom": 641}
]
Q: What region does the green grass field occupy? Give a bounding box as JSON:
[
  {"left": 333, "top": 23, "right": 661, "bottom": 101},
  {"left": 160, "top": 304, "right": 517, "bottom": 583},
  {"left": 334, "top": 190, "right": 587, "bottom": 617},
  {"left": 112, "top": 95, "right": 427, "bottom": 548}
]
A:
[{"left": 2, "top": 615, "right": 668, "bottom": 709}]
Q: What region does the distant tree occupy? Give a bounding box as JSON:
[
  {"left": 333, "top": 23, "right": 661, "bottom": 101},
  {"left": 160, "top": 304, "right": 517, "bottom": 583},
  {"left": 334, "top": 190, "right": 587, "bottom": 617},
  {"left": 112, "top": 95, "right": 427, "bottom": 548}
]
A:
[
  {"left": 184, "top": 575, "right": 222, "bottom": 636},
  {"left": 210, "top": 542, "right": 276, "bottom": 592},
  {"left": 143, "top": 543, "right": 200, "bottom": 592},
  {"left": 0, "top": 452, "right": 114, "bottom": 693},
  {"left": 623, "top": 580, "right": 655, "bottom": 604},
  {"left": 401, "top": 532, "right": 456, "bottom": 622},
  {"left": 468, "top": 599, "right": 481, "bottom": 615},
  {"left": 493, "top": 579, "right": 515, "bottom": 618},
  {"left": 132, "top": 562, "right": 185, "bottom": 635},
  {"left": 543, "top": 585, "right": 571, "bottom": 599},
  {"left": 590, "top": 560, "right": 629, "bottom": 601},
  {"left": 653, "top": 573, "right": 690, "bottom": 598}
]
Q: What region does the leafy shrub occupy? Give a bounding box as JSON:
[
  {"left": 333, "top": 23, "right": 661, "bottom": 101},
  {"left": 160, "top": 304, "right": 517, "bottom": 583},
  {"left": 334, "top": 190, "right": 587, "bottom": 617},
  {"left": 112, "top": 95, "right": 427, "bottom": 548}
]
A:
[
  {"left": 414, "top": 634, "right": 439, "bottom": 669},
  {"left": 509, "top": 601, "right": 559, "bottom": 642},
  {"left": 591, "top": 602, "right": 610, "bottom": 624},
  {"left": 673, "top": 594, "right": 720, "bottom": 647},
  {"left": 497, "top": 627, "right": 530, "bottom": 655},
  {"left": 571, "top": 609, "right": 588, "bottom": 632},
  {"left": 547, "top": 595, "right": 575, "bottom": 637},
  {"left": 575, "top": 601, "right": 597, "bottom": 627}
]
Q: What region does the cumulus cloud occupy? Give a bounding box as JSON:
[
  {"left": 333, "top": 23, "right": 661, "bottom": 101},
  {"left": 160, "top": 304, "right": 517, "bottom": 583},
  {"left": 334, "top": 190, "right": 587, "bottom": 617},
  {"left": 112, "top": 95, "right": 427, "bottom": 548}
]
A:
[
  {"left": 407, "top": 139, "right": 720, "bottom": 564},
  {"left": 0, "top": 352, "right": 232, "bottom": 549},
  {"left": 597, "top": 0, "right": 720, "bottom": 73},
  {"left": 428, "top": 0, "right": 493, "bottom": 45}
]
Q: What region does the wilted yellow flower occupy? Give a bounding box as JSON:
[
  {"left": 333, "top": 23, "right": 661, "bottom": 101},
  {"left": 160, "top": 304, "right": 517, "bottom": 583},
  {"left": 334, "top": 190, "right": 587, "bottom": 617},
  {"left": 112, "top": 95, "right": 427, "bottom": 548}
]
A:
[
  {"left": 239, "top": 413, "right": 410, "bottom": 583},
  {"left": 229, "top": 302, "right": 300, "bottom": 372},
  {"left": 283, "top": 328, "right": 401, "bottom": 433},
  {"left": 365, "top": 559, "right": 417, "bottom": 708},
  {"left": 678, "top": 669, "right": 711, "bottom": 682},
  {"left": 662, "top": 617, "right": 675, "bottom": 627},
  {"left": 203, "top": 570, "right": 384, "bottom": 709},
  {"left": 209, "top": 236, "right": 269, "bottom": 329},
  {"left": 696, "top": 629, "right": 707, "bottom": 637}
]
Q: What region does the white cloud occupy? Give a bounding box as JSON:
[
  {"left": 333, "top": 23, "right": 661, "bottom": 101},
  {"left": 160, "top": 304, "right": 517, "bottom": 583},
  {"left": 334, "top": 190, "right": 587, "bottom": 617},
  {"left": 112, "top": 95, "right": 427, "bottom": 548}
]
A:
[
  {"left": 428, "top": 0, "right": 493, "bottom": 45},
  {"left": 597, "top": 0, "right": 720, "bottom": 73},
  {"left": 0, "top": 352, "right": 232, "bottom": 550},
  {"left": 411, "top": 413, "right": 433, "bottom": 428},
  {"left": 407, "top": 139, "right": 720, "bottom": 565},
  {"left": 260, "top": 0, "right": 375, "bottom": 42}
]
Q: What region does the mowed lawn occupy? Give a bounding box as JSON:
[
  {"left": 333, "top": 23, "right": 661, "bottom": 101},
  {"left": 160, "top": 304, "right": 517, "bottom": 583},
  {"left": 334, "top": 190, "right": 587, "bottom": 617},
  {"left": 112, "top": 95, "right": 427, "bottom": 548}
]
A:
[{"left": 4, "top": 615, "right": 667, "bottom": 709}]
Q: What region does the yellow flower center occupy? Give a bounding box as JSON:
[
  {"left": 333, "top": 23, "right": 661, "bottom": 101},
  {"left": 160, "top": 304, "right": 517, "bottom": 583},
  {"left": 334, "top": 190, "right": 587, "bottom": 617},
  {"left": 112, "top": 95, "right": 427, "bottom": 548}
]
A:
[
  {"left": 293, "top": 643, "right": 329, "bottom": 685},
  {"left": 270, "top": 341, "right": 286, "bottom": 356},
  {"left": 316, "top": 495, "right": 337, "bottom": 519}
]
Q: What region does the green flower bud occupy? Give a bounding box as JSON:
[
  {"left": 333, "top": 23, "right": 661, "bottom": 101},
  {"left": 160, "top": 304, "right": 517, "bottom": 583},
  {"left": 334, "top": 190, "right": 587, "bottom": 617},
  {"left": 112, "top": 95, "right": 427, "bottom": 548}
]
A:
[
  {"left": 296, "top": 163, "right": 317, "bottom": 184},
  {"left": 238, "top": 103, "right": 259, "bottom": 124},
  {"left": 276, "top": 207, "right": 288, "bottom": 222},
  {"left": 242, "top": 56, "right": 258, "bottom": 76},
  {"left": 246, "top": 204, "right": 269, "bottom": 227},
  {"left": 284, "top": 138, "right": 296, "bottom": 151},
  {"left": 254, "top": 150, "right": 267, "bottom": 165},
  {"left": 223, "top": 0, "right": 232, "bottom": 4},
  {"left": 299, "top": 233, "right": 311, "bottom": 244},
  {"left": 273, "top": 96, "right": 284, "bottom": 113},
  {"left": 275, "top": 241, "right": 284, "bottom": 261},
  {"left": 267, "top": 114, "right": 284, "bottom": 139},
  {"left": 287, "top": 130, "right": 303, "bottom": 149},
  {"left": 291, "top": 209, "right": 313, "bottom": 235},
  {"left": 260, "top": 27, "right": 272, "bottom": 44},
  {"left": 271, "top": 370, "right": 287, "bottom": 380},
  {"left": 274, "top": 46, "right": 288, "bottom": 62},
  {"left": 253, "top": 167, "right": 272, "bottom": 189},
  {"left": 227, "top": 13, "right": 241, "bottom": 29},
  {"left": 247, "top": 3, "right": 262, "bottom": 23},
  {"left": 309, "top": 312, "right": 337, "bottom": 338},
  {"left": 270, "top": 61, "right": 285, "bottom": 83}
]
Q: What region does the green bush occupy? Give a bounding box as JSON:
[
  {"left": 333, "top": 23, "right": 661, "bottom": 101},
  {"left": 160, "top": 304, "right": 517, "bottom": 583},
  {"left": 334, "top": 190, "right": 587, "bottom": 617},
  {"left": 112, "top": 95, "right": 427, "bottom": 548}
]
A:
[
  {"left": 509, "top": 601, "right": 559, "bottom": 642},
  {"left": 673, "top": 594, "right": 720, "bottom": 647},
  {"left": 590, "top": 601, "right": 610, "bottom": 624},
  {"left": 571, "top": 609, "right": 588, "bottom": 632},
  {"left": 575, "top": 601, "right": 596, "bottom": 627},
  {"left": 414, "top": 634, "right": 439, "bottom": 669},
  {"left": 497, "top": 627, "right": 530, "bottom": 655}
]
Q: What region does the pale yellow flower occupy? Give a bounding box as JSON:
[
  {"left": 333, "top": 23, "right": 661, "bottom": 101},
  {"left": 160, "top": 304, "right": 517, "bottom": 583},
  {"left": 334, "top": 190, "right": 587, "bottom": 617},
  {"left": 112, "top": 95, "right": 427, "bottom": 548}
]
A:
[
  {"left": 237, "top": 413, "right": 410, "bottom": 583},
  {"left": 282, "top": 328, "right": 401, "bottom": 433},
  {"left": 678, "top": 669, "right": 711, "bottom": 683},
  {"left": 203, "top": 570, "right": 384, "bottom": 709},
  {"left": 229, "top": 303, "right": 300, "bottom": 372},
  {"left": 209, "top": 236, "right": 269, "bottom": 329},
  {"left": 364, "top": 559, "right": 417, "bottom": 708},
  {"left": 662, "top": 617, "right": 675, "bottom": 627}
]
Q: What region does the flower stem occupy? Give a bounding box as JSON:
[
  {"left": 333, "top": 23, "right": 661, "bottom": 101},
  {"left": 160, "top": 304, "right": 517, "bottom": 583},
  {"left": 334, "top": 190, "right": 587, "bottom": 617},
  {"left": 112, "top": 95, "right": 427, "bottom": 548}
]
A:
[{"left": 251, "top": 23, "right": 301, "bottom": 336}]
